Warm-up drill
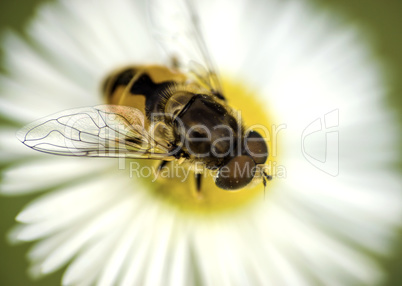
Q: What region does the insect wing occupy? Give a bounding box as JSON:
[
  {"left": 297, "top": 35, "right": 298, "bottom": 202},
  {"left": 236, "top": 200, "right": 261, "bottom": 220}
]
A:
[
  {"left": 17, "top": 105, "right": 175, "bottom": 160},
  {"left": 148, "top": 0, "right": 222, "bottom": 95}
]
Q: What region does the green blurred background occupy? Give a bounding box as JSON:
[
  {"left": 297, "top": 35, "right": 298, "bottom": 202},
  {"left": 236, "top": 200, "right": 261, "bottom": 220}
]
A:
[{"left": 0, "top": 0, "right": 401, "bottom": 285}]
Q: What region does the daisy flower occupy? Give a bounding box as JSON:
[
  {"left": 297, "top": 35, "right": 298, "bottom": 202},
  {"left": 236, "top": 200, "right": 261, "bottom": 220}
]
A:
[{"left": 1, "top": 0, "right": 401, "bottom": 285}]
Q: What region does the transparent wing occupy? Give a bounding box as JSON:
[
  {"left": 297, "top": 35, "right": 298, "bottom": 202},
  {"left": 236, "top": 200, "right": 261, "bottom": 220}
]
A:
[
  {"left": 17, "top": 105, "right": 176, "bottom": 160},
  {"left": 148, "top": 0, "right": 223, "bottom": 96}
]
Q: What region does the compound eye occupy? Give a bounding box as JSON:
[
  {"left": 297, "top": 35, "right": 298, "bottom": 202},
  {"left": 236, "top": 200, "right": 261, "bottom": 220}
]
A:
[
  {"left": 215, "top": 155, "right": 256, "bottom": 190},
  {"left": 244, "top": 130, "right": 268, "bottom": 164}
]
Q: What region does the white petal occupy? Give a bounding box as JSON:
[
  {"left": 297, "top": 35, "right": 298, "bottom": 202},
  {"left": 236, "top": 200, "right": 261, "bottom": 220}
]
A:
[
  {"left": 62, "top": 221, "right": 130, "bottom": 285},
  {"left": 34, "top": 194, "right": 137, "bottom": 275},
  {"left": 0, "top": 33, "right": 95, "bottom": 122},
  {"left": 96, "top": 213, "right": 148, "bottom": 286},
  {"left": 0, "top": 128, "right": 41, "bottom": 162},
  {"left": 10, "top": 173, "right": 134, "bottom": 243},
  {"left": 192, "top": 222, "right": 232, "bottom": 286},
  {"left": 0, "top": 97, "right": 41, "bottom": 123},
  {"left": 119, "top": 204, "right": 161, "bottom": 285},
  {"left": 142, "top": 209, "right": 176, "bottom": 286},
  {"left": 167, "top": 224, "right": 190, "bottom": 286},
  {"left": 1, "top": 157, "right": 113, "bottom": 195}
]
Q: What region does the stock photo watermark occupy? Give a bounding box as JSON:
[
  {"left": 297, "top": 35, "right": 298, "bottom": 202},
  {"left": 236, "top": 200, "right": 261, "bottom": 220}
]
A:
[
  {"left": 128, "top": 160, "right": 287, "bottom": 183},
  {"left": 301, "top": 109, "right": 339, "bottom": 176},
  {"left": 53, "top": 106, "right": 339, "bottom": 182}
]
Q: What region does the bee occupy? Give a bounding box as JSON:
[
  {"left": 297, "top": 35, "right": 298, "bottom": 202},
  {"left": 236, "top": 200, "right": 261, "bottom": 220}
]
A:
[{"left": 17, "top": 0, "right": 272, "bottom": 191}]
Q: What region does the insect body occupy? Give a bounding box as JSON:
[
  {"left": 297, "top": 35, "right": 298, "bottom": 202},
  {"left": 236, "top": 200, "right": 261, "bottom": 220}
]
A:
[
  {"left": 17, "top": 0, "right": 272, "bottom": 191},
  {"left": 101, "top": 64, "right": 270, "bottom": 190}
]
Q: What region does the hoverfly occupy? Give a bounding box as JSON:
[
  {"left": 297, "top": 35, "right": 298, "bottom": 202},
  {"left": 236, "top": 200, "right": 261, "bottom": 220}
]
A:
[{"left": 17, "top": 0, "right": 272, "bottom": 191}]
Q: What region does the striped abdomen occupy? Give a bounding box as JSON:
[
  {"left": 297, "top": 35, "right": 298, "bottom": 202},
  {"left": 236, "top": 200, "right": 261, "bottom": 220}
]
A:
[{"left": 102, "top": 65, "right": 187, "bottom": 117}]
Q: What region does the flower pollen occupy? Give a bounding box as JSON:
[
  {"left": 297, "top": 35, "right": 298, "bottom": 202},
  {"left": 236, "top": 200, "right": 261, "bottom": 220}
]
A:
[{"left": 126, "top": 77, "right": 278, "bottom": 214}]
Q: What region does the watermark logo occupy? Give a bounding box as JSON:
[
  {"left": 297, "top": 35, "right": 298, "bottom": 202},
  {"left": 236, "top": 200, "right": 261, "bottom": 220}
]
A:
[
  {"left": 301, "top": 109, "right": 339, "bottom": 176},
  {"left": 128, "top": 160, "right": 286, "bottom": 182}
]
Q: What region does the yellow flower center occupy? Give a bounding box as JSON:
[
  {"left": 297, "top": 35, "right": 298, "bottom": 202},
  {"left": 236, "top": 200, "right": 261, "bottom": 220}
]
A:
[{"left": 128, "top": 77, "right": 278, "bottom": 214}]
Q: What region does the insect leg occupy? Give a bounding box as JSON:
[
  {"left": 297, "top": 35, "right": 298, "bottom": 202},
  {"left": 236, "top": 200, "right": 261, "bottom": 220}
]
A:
[
  {"left": 262, "top": 171, "right": 272, "bottom": 200},
  {"left": 263, "top": 171, "right": 273, "bottom": 181},
  {"left": 195, "top": 173, "right": 202, "bottom": 192},
  {"left": 157, "top": 160, "right": 170, "bottom": 171},
  {"left": 170, "top": 56, "right": 180, "bottom": 69},
  {"left": 262, "top": 175, "right": 267, "bottom": 200},
  {"left": 212, "top": 90, "right": 226, "bottom": 101}
]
